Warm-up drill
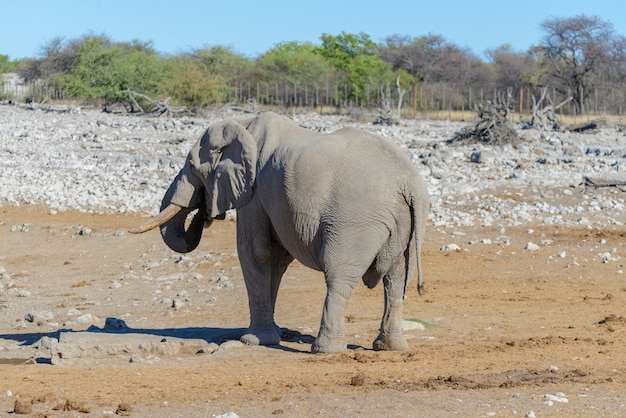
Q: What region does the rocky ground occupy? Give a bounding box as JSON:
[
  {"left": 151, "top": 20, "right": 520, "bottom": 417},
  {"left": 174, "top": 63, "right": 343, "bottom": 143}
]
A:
[{"left": 1, "top": 104, "right": 625, "bottom": 416}]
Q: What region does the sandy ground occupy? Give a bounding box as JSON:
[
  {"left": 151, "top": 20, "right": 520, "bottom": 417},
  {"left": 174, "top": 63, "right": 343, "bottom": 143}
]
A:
[{"left": 1, "top": 203, "right": 625, "bottom": 417}]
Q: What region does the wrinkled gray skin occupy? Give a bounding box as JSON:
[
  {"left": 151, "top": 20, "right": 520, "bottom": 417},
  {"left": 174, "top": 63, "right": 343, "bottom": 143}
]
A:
[{"left": 151, "top": 112, "right": 428, "bottom": 353}]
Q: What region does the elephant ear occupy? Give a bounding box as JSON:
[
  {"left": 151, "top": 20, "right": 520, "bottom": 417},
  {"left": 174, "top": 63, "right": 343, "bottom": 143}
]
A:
[{"left": 199, "top": 119, "right": 257, "bottom": 218}]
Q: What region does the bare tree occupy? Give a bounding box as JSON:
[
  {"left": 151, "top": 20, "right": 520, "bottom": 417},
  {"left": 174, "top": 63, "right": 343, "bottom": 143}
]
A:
[
  {"left": 395, "top": 74, "right": 406, "bottom": 117},
  {"left": 537, "top": 15, "right": 622, "bottom": 114},
  {"left": 487, "top": 44, "right": 535, "bottom": 94}
]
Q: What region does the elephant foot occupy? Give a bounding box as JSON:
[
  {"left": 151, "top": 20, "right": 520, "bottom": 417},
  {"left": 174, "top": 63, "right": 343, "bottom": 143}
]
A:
[
  {"left": 373, "top": 333, "right": 409, "bottom": 351},
  {"left": 240, "top": 325, "right": 281, "bottom": 346},
  {"left": 311, "top": 333, "right": 346, "bottom": 353}
]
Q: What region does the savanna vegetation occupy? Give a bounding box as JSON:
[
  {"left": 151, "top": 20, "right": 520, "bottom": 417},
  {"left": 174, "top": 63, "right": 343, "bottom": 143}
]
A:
[{"left": 2, "top": 14, "right": 626, "bottom": 119}]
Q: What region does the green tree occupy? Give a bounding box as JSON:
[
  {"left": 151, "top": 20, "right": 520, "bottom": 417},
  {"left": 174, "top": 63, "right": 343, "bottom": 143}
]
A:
[
  {"left": 256, "top": 41, "right": 332, "bottom": 105},
  {"left": 61, "top": 35, "right": 166, "bottom": 104},
  {"left": 160, "top": 56, "right": 225, "bottom": 107},
  {"left": 63, "top": 37, "right": 115, "bottom": 98},
  {"left": 317, "top": 32, "right": 392, "bottom": 104},
  {"left": 0, "top": 54, "right": 16, "bottom": 73},
  {"left": 186, "top": 46, "right": 253, "bottom": 104}
]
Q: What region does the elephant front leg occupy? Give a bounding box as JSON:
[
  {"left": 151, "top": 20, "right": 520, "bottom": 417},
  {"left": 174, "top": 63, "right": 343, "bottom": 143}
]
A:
[
  {"left": 240, "top": 274, "right": 282, "bottom": 346},
  {"left": 238, "top": 227, "right": 293, "bottom": 346},
  {"left": 373, "top": 274, "right": 409, "bottom": 351},
  {"left": 237, "top": 238, "right": 281, "bottom": 346}
]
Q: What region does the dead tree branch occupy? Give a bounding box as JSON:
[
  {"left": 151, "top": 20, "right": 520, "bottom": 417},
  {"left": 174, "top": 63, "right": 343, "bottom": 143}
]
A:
[
  {"left": 449, "top": 98, "right": 518, "bottom": 145},
  {"left": 374, "top": 81, "right": 399, "bottom": 125},
  {"left": 114, "top": 90, "right": 186, "bottom": 116},
  {"left": 529, "top": 87, "right": 573, "bottom": 131},
  {"left": 396, "top": 75, "right": 406, "bottom": 119}
]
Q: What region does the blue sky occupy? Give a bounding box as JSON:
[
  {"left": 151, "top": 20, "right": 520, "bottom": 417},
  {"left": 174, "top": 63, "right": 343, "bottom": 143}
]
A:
[{"left": 1, "top": 0, "right": 624, "bottom": 60}]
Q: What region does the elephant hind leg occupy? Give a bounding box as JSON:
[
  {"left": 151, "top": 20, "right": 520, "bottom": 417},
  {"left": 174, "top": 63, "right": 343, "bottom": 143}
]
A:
[
  {"left": 373, "top": 262, "right": 411, "bottom": 351},
  {"left": 312, "top": 275, "right": 361, "bottom": 353},
  {"left": 372, "top": 293, "right": 409, "bottom": 351}
]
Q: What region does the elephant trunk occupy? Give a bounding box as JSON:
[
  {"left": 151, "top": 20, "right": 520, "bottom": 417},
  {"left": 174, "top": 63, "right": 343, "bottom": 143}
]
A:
[
  {"left": 159, "top": 201, "right": 208, "bottom": 253},
  {"left": 129, "top": 203, "right": 209, "bottom": 253}
]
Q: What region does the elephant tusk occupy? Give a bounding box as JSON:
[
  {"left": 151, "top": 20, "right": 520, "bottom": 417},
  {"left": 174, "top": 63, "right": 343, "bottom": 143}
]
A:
[{"left": 128, "top": 204, "right": 182, "bottom": 234}]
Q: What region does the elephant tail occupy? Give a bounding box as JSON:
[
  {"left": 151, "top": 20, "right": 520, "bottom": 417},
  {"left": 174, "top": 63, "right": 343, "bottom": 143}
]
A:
[{"left": 405, "top": 185, "right": 428, "bottom": 297}]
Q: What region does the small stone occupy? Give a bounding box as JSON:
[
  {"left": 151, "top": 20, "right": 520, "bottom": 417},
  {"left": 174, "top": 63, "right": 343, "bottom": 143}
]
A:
[
  {"left": 34, "top": 392, "right": 57, "bottom": 404},
  {"left": 470, "top": 149, "right": 494, "bottom": 164},
  {"left": 116, "top": 402, "right": 132, "bottom": 416},
  {"left": 350, "top": 373, "right": 366, "bottom": 386},
  {"left": 545, "top": 393, "right": 568, "bottom": 403},
  {"left": 25, "top": 311, "right": 54, "bottom": 323},
  {"left": 402, "top": 319, "right": 426, "bottom": 331},
  {"left": 213, "top": 413, "right": 240, "bottom": 418},
  {"left": 129, "top": 354, "right": 145, "bottom": 363},
  {"left": 218, "top": 340, "right": 245, "bottom": 350},
  {"left": 63, "top": 399, "right": 91, "bottom": 413},
  {"left": 13, "top": 398, "right": 32, "bottom": 414},
  {"left": 76, "top": 313, "right": 99, "bottom": 324},
  {"left": 75, "top": 226, "right": 92, "bottom": 236},
  {"left": 600, "top": 252, "right": 612, "bottom": 263},
  {"left": 36, "top": 336, "right": 59, "bottom": 350},
  {"left": 440, "top": 243, "right": 461, "bottom": 252},
  {"left": 525, "top": 242, "right": 540, "bottom": 251},
  {"left": 172, "top": 299, "right": 184, "bottom": 310},
  {"left": 197, "top": 343, "right": 220, "bottom": 354},
  {"left": 525, "top": 412, "right": 536, "bottom": 418}
]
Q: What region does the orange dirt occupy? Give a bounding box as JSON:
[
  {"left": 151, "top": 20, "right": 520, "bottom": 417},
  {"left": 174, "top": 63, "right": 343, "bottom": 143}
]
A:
[{"left": 0, "top": 204, "right": 625, "bottom": 416}]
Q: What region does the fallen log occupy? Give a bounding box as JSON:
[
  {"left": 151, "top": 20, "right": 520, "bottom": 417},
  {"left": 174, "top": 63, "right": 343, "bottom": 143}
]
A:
[
  {"left": 116, "top": 90, "right": 186, "bottom": 116},
  {"left": 584, "top": 174, "right": 626, "bottom": 191},
  {"left": 568, "top": 118, "right": 605, "bottom": 133}
]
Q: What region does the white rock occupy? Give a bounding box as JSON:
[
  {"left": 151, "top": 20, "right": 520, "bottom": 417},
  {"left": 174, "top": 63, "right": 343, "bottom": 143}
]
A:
[
  {"left": 525, "top": 242, "right": 540, "bottom": 251},
  {"left": 213, "top": 413, "right": 240, "bottom": 418},
  {"left": 76, "top": 313, "right": 100, "bottom": 324},
  {"left": 402, "top": 320, "right": 426, "bottom": 331},
  {"left": 172, "top": 299, "right": 184, "bottom": 310},
  {"left": 440, "top": 244, "right": 461, "bottom": 252},
  {"left": 24, "top": 311, "right": 54, "bottom": 323},
  {"left": 545, "top": 393, "right": 568, "bottom": 403},
  {"left": 218, "top": 340, "right": 245, "bottom": 351},
  {"left": 600, "top": 252, "right": 613, "bottom": 263}
]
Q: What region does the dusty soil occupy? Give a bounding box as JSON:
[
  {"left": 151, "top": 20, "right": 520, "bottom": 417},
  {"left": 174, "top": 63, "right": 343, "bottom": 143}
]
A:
[{"left": 1, "top": 203, "right": 625, "bottom": 417}]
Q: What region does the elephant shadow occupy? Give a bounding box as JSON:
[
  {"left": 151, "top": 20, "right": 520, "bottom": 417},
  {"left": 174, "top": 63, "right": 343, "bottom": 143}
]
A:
[{"left": 0, "top": 317, "right": 330, "bottom": 362}]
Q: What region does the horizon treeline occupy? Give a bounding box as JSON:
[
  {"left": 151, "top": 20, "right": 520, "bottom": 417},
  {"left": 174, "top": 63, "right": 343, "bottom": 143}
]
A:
[{"left": 1, "top": 14, "right": 626, "bottom": 117}]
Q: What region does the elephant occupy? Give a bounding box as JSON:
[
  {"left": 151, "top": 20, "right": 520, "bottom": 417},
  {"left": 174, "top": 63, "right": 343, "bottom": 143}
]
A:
[{"left": 129, "top": 111, "right": 429, "bottom": 353}]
